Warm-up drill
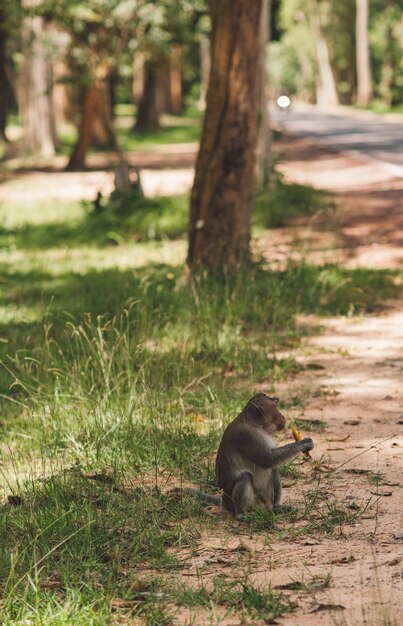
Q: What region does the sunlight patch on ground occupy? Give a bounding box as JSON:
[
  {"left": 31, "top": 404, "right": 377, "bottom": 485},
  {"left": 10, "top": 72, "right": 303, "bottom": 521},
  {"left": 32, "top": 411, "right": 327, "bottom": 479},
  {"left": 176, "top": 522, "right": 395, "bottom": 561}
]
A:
[
  {"left": 141, "top": 168, "right": 194, "bottom": 196},
  {"left": 0, "top": 241, "right": 187, "bottom": 275}
]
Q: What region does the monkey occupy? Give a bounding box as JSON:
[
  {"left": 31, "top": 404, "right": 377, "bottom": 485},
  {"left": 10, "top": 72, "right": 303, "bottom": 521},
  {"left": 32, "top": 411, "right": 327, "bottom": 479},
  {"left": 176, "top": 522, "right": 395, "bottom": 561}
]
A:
[
  {"left": 180, "top": 393, "right": 313, "bottom": 520},
  {"left": 215, "top": 393, "right": 313, "bottom": 519}
]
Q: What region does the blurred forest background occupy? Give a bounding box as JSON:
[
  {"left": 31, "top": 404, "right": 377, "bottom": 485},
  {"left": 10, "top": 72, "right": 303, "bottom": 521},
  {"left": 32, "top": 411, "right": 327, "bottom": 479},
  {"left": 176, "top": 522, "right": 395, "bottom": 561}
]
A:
[{"left": 1, "top": 0, "right": 403, "bottom": 166}]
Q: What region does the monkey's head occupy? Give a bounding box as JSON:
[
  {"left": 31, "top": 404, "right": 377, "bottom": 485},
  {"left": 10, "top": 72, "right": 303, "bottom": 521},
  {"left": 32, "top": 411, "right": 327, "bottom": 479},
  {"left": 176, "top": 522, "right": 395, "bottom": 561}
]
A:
[{"left": 247, "top": 393, "right": 286, "bottom": 433}]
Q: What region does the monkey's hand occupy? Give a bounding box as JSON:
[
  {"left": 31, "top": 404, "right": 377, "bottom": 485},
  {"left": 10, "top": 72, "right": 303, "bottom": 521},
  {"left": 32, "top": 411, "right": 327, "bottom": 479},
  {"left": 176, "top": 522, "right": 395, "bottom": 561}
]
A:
[{"left": 300, "top": 437, "right": 314, "bottom": 453}]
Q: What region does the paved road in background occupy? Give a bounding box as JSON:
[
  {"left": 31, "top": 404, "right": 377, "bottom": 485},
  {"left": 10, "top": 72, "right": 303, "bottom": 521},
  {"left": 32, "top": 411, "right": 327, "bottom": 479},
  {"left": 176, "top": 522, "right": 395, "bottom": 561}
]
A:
[{"left": 270, "top": 105, "right": 403, "bottom": 175}]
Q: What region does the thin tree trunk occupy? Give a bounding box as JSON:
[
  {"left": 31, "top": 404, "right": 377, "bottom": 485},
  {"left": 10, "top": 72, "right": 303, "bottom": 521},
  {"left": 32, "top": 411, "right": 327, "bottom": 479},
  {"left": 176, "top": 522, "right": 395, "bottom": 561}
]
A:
[
  {"left": 187, "top": 0, "right": 262, "bottom": 272},
  {"left": 19, "top": 1, "right": 57, "bottom": 157},
  {"left": 134, "top": 62, "right": 160, "bottom": 133},
  {"left": 310, "top": 0, "right": 338, "bottom": 107},
  {"left": 356, "top": 0, "right": 372, "bottom": 106},
  {"left": 257, "top": 0, "right": 271, "bottom": 188},
  {"left": 168, "top": 46, "right": 182, "bottom": 114},
  {"left": 198, "top": 36, "right": 211, "bottom": 111},
  {"left": 132, "top": 51, "right": 144, "bottom": 106},
  {"left": 92, "top": 77, "right": 117, "bottom": 149},
  {"left": 0, "top": 9, "right": 9, "bottom": 141},
  {"left": 67, "top": 84, "right": 108, "bottom": 170}
]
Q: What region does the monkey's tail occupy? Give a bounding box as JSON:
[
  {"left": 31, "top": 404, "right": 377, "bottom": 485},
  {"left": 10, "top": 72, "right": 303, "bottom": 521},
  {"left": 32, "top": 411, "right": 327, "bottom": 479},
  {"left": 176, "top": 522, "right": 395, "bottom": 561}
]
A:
[{"left": 182, "top": 487, "right": 222, "bottom": 506}]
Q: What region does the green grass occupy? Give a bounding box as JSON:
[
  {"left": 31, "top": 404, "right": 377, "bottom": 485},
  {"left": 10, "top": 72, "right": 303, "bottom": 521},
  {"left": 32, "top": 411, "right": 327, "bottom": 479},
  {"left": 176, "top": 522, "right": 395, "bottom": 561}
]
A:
[
  {"left": 56, "top": 108, "right": 202, "bottom": 156},
  {"left": 0, "top": 193, "right": 189, "bottom": 248},
  {"left": 254, "top": 176, "right": 334, "bottom": 229},
  {"left": 0, "top": 192, "right": 401, "bottom": 624}
]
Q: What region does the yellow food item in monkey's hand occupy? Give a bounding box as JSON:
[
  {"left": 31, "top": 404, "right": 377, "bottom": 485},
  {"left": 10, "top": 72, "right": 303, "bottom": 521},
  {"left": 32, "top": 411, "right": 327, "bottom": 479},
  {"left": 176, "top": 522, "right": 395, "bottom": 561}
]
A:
[{"left": 292, "top": 426, "right": 311, "bottom": 457}]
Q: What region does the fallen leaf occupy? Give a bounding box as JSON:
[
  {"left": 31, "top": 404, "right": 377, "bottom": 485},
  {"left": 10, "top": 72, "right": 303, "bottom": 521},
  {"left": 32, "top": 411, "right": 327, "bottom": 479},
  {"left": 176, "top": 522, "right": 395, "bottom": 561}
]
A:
[
  {"left": 305, "top": 363, "right": 326, "bottom": 370},
  {"left": 41, "top": 573, "right": 63, "bottom": 589},
  {"left": 329, "top": 555, "right": 357, "bottom": 564},
  {"left": 326, "top": 435, "right": 350, "bottom": 442},
  {"left": 85, "top": 473, "right": 115, "bottom": 484},
  {"left": 7, "top": 495, "right": 23, "bottom": 506},
  {"left": 110, "top": 598, "right": 139, "bottom": 611},
  {"left": 306, "top": 603, "right": 345, "bottom": 614},
  {"left": 300, "top": 538, "right": 321, "bottom": 546},
  {"left": 370, "top": 557, "right": 402, "bottom": 569},
  {"left": 184, "top": 556, "right": 218, "bottom": 568},
  {"left": 275, "top": 581, "right": 304, "bottom": 590}
]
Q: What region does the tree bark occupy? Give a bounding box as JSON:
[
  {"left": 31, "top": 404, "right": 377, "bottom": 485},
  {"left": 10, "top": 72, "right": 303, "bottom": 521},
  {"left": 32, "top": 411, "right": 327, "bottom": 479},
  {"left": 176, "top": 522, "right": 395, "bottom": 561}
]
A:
[
  {"left": 19, "top": 3, "right": 57, "bottom": 157},
  {"left": 167, "top": 46, "right": 182, "bottom": 114},
  {"left": 310, "top": 0, "right": 338, "bottom": 107},
  {"left": 356, "top": 0, "right": 372, "bottom": 106},
  {"left": 187, "top": 0, "right": 263, "bottom": 272},
  {"left": 66, "top": 85, "right": 100, "bottom": 170},
  {"left": 132, "top": 51, "right": 145, "bottom": 106},
  {"left": 0, "top": 9, "right": 9, "bottom": 141},
  {"left": 257, "top": 0, "right": 271, "bottom": 188},
  {"left": 198, "top": 36, "right": 211, "bottom": 111},
  {"left": 134, "top": 61, "right": 160, "bottom": 133},
  {"left": 92, "top": 76, "right": 117, "bottom": 149}
]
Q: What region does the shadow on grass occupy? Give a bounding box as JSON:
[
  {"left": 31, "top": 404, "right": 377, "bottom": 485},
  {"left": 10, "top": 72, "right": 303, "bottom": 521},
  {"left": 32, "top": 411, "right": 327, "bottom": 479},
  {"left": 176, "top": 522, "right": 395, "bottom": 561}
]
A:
[
  {"left": 0, "top": 194, "right": 189, "bottom": 249},
  {"left": 0, "top": 260, "right": 400, "bottom": 407}
]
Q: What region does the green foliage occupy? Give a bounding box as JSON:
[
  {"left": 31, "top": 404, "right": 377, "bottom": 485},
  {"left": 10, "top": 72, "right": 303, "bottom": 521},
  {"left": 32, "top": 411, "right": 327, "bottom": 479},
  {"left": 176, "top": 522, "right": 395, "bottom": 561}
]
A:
[{"left": 274, "top": 0, "right": 403, "bottom": 108}]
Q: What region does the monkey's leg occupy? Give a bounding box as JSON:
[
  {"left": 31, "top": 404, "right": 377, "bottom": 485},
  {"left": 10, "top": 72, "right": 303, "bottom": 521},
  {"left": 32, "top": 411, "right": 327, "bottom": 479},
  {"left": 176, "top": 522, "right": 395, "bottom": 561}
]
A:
[
  {"left": 272, "top": 468, "right": 282, "bottom": 513},
  {"left": 232, "top": 472, "right": 255, "bottom": 520},
  {"left": 272, "top": 468, "right": 294, "bottom": 514}
]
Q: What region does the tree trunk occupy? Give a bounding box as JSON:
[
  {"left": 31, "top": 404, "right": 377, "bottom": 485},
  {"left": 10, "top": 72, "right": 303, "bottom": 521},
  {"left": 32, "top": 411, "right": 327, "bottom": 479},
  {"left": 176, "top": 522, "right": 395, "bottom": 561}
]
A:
[
  {"left": 92, "top": 76, "right": 117, "bottom": 149},
  {"left": 19, "top": 1, "right": 57, "bottom": 157},
  {"left": 132, "top": 51, "right": 145, "bottom": 106},
  {"left": 310, "top": 0, "right": 338, "bottom": 106},
  {"left": 257, "top": 0, "right": 271, "bottom": 188},
  {"left": 168, "top": 46, "right": 182, "bottom": 114},
  {"left": 134, "top": 62, "right": 160, "bottom": 133},
  {"left": 187, "top": 0, "right": 263, "bottom": 272},
  {"left": 356, "top": 0, "right": 372, "bottom": 107},
  {"left": 157, "top": 48, "right": 182, "bottom": 115},
  {"left": 0, "top": 9, "right": 9, "bottom": 141},
  {"left": 67, "top": 80, "right": 119, "bottom": 170},
  {"left": 198, "top": 36, "right": 211, "bottom": 111}
]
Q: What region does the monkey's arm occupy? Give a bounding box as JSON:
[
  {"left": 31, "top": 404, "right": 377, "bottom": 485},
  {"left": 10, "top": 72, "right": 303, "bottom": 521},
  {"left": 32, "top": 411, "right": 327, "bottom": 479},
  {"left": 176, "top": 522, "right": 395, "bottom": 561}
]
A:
[{"left": 237, "top": 429, "right": 313, "bottom": 469}]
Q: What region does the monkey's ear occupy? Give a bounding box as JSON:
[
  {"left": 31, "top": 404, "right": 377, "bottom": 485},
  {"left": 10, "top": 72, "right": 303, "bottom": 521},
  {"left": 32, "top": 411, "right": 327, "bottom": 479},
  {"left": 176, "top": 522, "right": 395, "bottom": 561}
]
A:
[{"left": 269, "top": 397, "right": 280, "bottom": 405}]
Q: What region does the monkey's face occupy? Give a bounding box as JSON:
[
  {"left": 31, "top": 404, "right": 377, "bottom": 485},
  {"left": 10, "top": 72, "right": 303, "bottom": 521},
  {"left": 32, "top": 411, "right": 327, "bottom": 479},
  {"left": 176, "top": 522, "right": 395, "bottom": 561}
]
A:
[{"left": 249, "top": 394, "right": 286, "bottom": 434}]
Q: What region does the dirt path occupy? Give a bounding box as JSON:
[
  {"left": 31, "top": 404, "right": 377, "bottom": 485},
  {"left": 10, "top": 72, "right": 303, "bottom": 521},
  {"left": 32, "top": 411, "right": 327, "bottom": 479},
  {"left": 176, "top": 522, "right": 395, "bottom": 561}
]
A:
[
  {"left": 269, "top": 136, "right": 403, "bottom": 269},
  {"left": 260, "top": 302, "right": 403, "bottom": 625},
  {"left": 255, "top": 139, "right": 403, "bottom": 625},
  {"left": 171, "top": 140, "right": 403, "bottom": 625}
]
